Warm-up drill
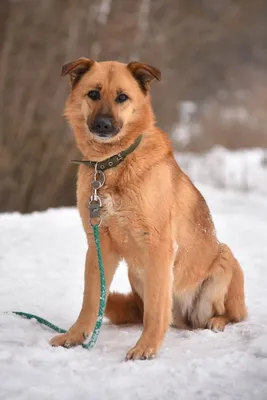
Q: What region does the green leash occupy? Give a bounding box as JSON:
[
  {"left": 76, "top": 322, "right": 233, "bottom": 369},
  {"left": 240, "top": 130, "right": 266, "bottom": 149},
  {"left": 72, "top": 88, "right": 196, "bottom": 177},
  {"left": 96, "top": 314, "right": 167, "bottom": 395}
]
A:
[
  {"left": 11, "top": 137, "right": 143, "bottom": 350},
  {"left": 13, "top": 225, "right": 106, "bottom": 350}
]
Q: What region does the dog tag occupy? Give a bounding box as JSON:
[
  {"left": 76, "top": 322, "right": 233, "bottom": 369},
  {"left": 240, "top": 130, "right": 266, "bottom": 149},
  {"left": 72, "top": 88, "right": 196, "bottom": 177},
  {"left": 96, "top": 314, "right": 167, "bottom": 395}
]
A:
[{"left": 91, "top": 180, "right": 102, "bottom": 190}]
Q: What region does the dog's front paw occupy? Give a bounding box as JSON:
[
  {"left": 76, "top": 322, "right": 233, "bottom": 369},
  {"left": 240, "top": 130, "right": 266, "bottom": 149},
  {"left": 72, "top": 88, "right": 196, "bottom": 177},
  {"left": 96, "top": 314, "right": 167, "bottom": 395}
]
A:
[
  {"left": 125, "top": 343, "right": 157, "bottom": 361},
  {"left": 50, "top": 329, "right": 88, "bottom": 348}
]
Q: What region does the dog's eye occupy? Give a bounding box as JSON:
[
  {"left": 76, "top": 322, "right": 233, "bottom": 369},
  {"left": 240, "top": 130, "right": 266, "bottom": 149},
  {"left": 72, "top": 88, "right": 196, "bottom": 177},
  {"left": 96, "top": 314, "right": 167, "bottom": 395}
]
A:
[
  {"left": 87, "top": 90, "right": 100, "bottom": 101},
  {"left": 116, "top": 93, "right": 129, "bottom": 103}
]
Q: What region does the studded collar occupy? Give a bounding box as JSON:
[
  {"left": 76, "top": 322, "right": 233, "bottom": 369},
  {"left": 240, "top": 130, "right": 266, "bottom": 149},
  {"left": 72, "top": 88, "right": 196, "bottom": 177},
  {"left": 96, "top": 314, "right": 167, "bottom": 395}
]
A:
[{"left": 71, "top": 134, "right": 143, "bottom": 172}]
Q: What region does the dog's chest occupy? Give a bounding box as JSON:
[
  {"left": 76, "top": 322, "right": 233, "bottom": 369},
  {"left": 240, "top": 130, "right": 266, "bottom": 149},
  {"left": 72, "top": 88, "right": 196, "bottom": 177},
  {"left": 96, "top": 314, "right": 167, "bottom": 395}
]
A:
[
  {"left": 101, "top": 192, "right": 116, "bottom": 217},
  {"left": 101, "top": 191, "right": 128, "bottom": 228},
  {"left": 100, "top": 190, "right": 142, "bottom": 253}
]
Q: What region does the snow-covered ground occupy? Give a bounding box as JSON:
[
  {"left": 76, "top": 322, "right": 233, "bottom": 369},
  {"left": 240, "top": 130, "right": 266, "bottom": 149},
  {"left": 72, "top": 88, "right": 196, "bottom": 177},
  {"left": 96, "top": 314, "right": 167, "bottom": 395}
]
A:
[
  {"left": 176, "top": 148, "right": 267, "bottom": 195},
  {"left": 1, "top": 185, "right": 267, "bottom": 400}
]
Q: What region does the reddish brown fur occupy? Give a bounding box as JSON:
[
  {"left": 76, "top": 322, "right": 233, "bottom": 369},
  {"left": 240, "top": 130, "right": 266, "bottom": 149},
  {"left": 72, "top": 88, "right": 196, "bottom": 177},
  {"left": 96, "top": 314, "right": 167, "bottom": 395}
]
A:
[
  {"left": 50, "top": 58, "right": 247, "bottom": 360},
  {"left": 105, "top": 292, "right": 143, "bottom": 325}
]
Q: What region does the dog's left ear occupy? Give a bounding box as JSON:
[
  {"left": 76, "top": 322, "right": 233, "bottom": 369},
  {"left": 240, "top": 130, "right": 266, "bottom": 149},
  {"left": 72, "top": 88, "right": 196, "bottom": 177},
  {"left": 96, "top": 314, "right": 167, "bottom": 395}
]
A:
[
  {"left": 61, "top": 57, "right": 95, "bottom": 86},
  {"left": 127, "top": 62, "right": 161, "bottom": 93}
]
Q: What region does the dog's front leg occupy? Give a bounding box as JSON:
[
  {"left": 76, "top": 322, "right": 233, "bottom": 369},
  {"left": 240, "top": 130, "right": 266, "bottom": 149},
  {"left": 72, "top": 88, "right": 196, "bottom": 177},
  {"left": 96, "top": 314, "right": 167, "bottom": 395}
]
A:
[
  {"left": 50, "top": 232, "right": 119, "bottom": 348},
  {"left": 126, "top": 238, "right": 173, "bottom": 360}
]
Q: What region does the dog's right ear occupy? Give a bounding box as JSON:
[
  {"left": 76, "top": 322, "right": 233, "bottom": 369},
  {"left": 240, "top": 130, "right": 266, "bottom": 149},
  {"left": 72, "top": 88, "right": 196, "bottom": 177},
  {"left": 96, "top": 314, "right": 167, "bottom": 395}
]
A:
[{"left": 61, "top": 58, "right": 94, "bottom": 86}]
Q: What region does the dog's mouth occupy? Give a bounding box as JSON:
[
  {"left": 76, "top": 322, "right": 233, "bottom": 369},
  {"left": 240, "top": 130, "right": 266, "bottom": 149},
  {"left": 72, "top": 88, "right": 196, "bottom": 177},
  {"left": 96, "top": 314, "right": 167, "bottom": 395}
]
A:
[
  {"left": 88, "top": 115, "right": 121, "bottom": 140},
  {"left": 93, "top": 132, "right": 115, "bottom": 140},
  {"left": 90, "top": 130, "right": 120, "bottom": 140}
]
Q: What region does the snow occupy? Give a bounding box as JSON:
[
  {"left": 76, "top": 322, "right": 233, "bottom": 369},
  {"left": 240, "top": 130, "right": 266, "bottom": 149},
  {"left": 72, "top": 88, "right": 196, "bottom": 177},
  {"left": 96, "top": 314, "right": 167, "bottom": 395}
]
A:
[
  {"left": 176, "top": 147, "right": 267, "bottom": 195},
  {"left": 173, "top": 101, "right": 200, "bottom": 145},
  {"left": 1, "top": 185, "right": 267, "bottom": 399}
]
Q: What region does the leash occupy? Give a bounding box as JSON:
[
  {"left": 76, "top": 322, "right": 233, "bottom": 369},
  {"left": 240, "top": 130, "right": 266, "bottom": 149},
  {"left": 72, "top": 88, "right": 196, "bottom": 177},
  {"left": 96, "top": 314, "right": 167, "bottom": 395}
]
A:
[
  {"left": 12, "top": 164, "right": 106, "bottom": 350},
  {"left": 10, "top": 135, "right": 143, "bottom": 350}
]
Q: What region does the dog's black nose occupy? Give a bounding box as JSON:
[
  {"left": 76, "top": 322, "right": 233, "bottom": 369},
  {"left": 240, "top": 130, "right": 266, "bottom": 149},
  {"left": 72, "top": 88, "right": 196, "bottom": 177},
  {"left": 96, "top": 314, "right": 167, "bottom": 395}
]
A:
[{"left": 92, "top": 116, "right": 114, "bottom": 135}]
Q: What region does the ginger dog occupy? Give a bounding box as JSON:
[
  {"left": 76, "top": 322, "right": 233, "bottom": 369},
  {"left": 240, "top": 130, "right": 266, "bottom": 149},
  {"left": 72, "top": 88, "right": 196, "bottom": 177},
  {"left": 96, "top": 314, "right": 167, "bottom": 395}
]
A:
[{"left": 50, "top": 58, "right": 247, "bottom": 360}]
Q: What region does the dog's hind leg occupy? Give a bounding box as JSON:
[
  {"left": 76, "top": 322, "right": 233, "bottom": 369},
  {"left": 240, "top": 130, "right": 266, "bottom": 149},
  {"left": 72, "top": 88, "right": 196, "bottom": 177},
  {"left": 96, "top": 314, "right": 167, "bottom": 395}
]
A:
[
  {"left": 189, "top": 244, "right": 232, "bottom": 329},
  {"left": 207, "top": 245, "right": 247, "bottom": 331}
]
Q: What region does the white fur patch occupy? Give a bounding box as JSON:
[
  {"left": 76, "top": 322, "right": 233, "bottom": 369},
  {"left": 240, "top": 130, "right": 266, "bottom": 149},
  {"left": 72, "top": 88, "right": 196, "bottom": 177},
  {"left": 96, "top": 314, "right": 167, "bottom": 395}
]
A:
[
  {"left": 173, "top": 240, "right": 179, "bottom": 258},
  {"left": 102, "top": 193, "right": 115, "bottom": 216},
  {"left": 177, "top": 288, "right": 197, "bottom": 317}
]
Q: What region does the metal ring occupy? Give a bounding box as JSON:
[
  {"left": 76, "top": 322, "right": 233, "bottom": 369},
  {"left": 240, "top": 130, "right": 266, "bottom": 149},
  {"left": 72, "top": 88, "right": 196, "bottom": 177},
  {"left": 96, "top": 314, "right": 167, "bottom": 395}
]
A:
[
  {"left": 108, "top": 161, "right": 113, "bottom": 167},
  {"left": 95, "top": 170, "right": 105, "bottom": 186},
  {"left": 89, "top": 195, "right": 102, "bottom": 207},
  {"left": 90, "top": 216, "right": 102, "bottom": 227}
]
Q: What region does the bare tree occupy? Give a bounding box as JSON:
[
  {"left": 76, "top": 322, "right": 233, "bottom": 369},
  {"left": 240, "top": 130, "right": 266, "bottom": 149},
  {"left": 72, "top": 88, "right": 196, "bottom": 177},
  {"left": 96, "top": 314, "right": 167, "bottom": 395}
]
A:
[{"left": 0, "top": 0, "right": 267, "bottom": 212}]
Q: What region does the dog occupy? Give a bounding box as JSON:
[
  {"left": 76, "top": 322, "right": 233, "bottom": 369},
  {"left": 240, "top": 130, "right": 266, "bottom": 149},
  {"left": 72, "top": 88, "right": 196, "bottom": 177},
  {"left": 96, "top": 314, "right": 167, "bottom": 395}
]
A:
[{"left": 50, "top": 58, "right": 247, "bottom": 360}]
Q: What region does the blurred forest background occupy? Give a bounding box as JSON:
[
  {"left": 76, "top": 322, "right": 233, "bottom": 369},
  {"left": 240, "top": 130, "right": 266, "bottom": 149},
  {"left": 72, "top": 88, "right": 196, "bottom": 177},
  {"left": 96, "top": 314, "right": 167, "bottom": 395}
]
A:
[{"left": 1, "top": 0, "right": 267, "bottom": 213}]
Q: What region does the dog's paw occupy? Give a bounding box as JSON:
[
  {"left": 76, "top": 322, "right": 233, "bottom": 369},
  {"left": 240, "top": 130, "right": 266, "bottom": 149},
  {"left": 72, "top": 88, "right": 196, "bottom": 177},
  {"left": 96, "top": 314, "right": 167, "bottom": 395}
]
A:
[
  {"left": 125, "top": 344, "right": 157, "bottom": 361},
  {"left": 50, "top": 330, "right": 88, "bottom": 348},
  {"left": 206, "top": 316, "right": 228, "bottom": 332}
]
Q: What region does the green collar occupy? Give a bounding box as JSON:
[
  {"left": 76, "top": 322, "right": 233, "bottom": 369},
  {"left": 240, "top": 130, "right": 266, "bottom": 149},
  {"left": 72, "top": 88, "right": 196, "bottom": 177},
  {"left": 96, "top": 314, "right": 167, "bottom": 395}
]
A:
[{"left": 71, "top": 134, "right": 143, "bottom": 171}]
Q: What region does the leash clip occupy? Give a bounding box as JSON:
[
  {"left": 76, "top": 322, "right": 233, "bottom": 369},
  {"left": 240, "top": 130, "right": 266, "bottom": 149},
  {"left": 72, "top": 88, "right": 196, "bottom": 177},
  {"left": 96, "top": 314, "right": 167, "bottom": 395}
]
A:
[{"left": 89, "top": 163, "right": 105, "bottom": 227}]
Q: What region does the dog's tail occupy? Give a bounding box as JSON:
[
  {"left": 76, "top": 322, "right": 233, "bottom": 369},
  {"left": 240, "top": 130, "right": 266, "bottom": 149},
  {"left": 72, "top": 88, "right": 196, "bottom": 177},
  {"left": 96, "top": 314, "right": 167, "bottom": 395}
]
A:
[{"left": 105, "top": 292, "right": 143, "bottom": 325}]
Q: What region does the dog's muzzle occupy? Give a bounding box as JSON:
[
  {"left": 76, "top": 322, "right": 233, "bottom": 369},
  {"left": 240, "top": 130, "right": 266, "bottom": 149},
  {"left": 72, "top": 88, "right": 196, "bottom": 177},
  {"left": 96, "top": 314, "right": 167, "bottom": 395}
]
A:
[{"left": 90, "top": 115, "right": 120, "bottom": 139}]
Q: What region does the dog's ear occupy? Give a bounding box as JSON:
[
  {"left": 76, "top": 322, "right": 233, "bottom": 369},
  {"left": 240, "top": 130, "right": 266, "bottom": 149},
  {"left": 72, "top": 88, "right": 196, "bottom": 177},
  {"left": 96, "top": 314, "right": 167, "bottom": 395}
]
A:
[
  {"left": 127, "top": 61, "right": 161, "bottom": 93},
  {"left": 61, "top": 57, "right": 94, "bottom": 86}
]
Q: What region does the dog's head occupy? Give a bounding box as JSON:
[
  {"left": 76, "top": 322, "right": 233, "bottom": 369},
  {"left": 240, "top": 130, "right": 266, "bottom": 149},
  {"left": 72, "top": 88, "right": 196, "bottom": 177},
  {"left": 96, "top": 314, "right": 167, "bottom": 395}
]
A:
[{"left": 61, "top": 58, "right": 161, "bottom": 153}]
